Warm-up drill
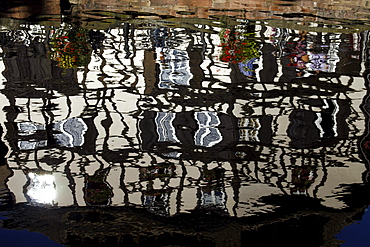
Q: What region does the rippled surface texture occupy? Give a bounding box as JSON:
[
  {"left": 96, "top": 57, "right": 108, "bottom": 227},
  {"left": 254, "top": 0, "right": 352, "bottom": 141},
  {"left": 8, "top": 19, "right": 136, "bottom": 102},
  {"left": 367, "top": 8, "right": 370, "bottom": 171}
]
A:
[{"left": 1, "top": 0, "right": 370, "bottom": 246}]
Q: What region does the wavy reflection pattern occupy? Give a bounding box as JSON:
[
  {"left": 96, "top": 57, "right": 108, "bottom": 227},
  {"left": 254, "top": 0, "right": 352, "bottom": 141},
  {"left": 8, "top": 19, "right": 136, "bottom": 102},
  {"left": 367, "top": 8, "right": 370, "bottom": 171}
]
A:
[{"left": 0, "top": 22, "right": 367, "bottom": 217}]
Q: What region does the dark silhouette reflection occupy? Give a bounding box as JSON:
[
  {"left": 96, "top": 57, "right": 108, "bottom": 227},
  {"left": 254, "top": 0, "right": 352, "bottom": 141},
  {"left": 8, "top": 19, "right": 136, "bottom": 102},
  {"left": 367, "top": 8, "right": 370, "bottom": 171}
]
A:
[
  {"left": 290, "top": 166, "right": 317, "bottom": 195},
  {"left": 288, "top": 109, "right": 320, "bottom": 148},
  {"left": 0, "top": 125, "right": 7, "bottom": 166},
  {"left": 83, "top": 167, "right": 113, "bottom": 206},
  {"left": 242, "top": 215, "right": 329, "bottom": 247},
  {"left": 0, "top": 125, "right": 15, "bottom": 209}
]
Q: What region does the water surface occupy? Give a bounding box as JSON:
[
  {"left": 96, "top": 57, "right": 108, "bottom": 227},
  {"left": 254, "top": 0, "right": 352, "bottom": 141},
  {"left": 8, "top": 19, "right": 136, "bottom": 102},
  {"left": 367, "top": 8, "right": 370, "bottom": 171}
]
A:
[{"left": 1, "top": 0, "right": 370, "bottom": 246}]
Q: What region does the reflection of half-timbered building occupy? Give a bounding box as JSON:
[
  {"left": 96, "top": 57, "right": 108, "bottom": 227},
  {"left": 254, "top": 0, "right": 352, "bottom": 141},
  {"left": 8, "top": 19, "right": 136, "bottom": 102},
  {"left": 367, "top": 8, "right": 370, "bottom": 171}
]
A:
[
  {"left": 140, "top": 111, "right": 272, "bottom": 152},
  {"left": 0, "top": 22, "right": 368, "bottom": 217},
  {"left": 287, "top": 99, "right": 350, "bottom": 148}
]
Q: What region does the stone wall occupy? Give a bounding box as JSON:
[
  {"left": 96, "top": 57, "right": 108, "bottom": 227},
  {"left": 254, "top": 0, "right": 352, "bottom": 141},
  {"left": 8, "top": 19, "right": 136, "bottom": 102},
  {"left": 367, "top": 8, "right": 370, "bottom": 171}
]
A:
[
  {"left": 70, "top": 0, "right": 370, "bottom": 20},
  {"left": 1, "top": 0, "right": 60, "bottom": 19}
]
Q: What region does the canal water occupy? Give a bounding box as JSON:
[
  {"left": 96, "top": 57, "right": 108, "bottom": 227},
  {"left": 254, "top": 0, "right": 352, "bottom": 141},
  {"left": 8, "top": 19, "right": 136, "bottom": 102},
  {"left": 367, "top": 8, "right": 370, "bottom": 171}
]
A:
[{"left": 1, "top": 0, "right": 370, "bottom": 246}]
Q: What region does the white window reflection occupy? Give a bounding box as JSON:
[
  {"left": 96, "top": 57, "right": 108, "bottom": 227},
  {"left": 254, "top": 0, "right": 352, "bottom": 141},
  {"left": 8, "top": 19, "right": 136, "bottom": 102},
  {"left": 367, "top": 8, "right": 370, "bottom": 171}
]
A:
[
  {"left": 27, "top": 173, "right": 56, "bottom": 205},
  {"left": 194, "top": 111, "right": 222, "bottom": 147},
  {"left": 156, "top": 48, "right": 193, "bottom": 89},
  {"left": 314, "top": 99, "right": 339, "bottom": 138},
  {"left": 17, "top": 122, "right": 45, "bottom": 136},
  {"left": 18, "top": 140, "right": 47, "bottom": 150},
  {"left": 155, "top": 112, "right": 180, "bottom": 143},
  {"left": 53, "top": 118, "right": 88, "bottom": 147},
  {"left": 201, "top": 190, "right": 226, "bottom": 208},
  {"left": 161, "top": 152, "right": 181, "bottom": 158},
  {"left": 16, "top": 118, "right": 87, "bottom": 149}
]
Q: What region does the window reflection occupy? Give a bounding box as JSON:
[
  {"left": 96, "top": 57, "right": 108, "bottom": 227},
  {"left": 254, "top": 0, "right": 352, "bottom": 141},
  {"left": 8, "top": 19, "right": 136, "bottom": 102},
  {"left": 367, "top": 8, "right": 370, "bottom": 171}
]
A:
[
  {"left": 16, "top": 118, "right": 88, "bottom": 150},
  {"left": 194, "top": 111, "right": 223, "bottom": 147},
  {"left": 155, "top": 112, "right": 180, "bottom": 143},
  {"left": 53, "top": 118, "right": 88, "bottom": 147}
]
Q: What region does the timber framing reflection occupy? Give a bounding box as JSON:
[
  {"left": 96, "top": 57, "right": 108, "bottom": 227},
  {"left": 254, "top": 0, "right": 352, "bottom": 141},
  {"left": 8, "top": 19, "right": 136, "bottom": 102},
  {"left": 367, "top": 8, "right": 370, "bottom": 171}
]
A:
[{"left": 0, "top": 20, "right": 367, "bottom": 218}]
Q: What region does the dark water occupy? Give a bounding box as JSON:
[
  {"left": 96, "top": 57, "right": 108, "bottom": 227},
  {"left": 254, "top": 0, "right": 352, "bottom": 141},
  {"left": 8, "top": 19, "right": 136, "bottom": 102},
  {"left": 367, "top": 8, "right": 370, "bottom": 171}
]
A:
[{"left": 1, "top": 0, "right": 370, "bottom": 246}]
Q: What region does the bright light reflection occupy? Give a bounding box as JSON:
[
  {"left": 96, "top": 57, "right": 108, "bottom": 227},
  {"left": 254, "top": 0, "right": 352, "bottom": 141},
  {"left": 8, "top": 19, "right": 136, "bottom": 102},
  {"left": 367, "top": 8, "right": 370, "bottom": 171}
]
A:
[{"left": 27, "top": 173, "right": 56, "bottom": 205}]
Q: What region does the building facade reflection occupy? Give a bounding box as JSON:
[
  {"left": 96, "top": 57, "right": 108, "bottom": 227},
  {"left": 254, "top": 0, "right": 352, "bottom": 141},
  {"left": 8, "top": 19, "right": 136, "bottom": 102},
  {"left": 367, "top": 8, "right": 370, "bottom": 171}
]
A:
[{"left": 0, "top": 20, "right": 367, "bottom": 218}]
